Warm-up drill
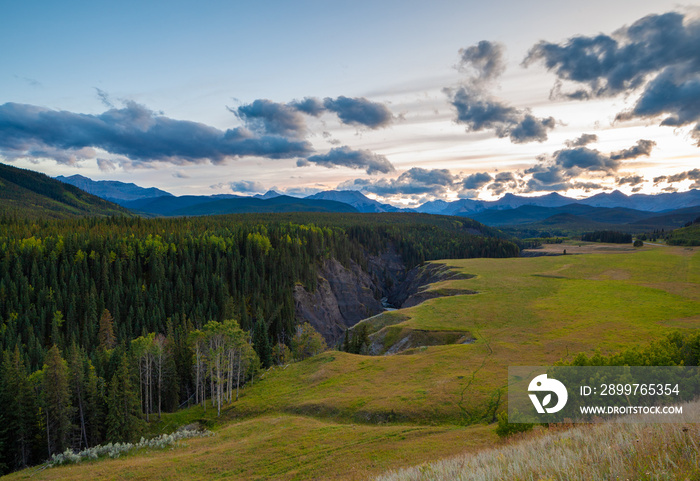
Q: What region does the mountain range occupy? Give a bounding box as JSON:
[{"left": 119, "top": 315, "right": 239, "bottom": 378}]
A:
[
  {"left": 55, "top": 174, "right": 172, "bottom": 202},
  {"left": 47, "top": 172, "right": 700, "bottom": 232}
]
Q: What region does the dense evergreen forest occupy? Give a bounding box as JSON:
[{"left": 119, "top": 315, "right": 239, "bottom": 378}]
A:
[
  {"left": 666, "top": 216, "right": 700, "bottom": 246},
  {"left": 0, "top": 212, "right": 518, "bottom": 473},
  {"left": 580, "top": 230, "right": 633, "bottom": 243}
]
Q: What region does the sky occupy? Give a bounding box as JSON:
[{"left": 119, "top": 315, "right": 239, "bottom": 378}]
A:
[{"left": 2, "top": 0, "right": 700, "bottom": 206}]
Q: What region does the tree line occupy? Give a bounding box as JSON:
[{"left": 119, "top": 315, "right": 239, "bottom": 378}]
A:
[{"left": 580, "top": 230, "right": 633, "bottom": 243}]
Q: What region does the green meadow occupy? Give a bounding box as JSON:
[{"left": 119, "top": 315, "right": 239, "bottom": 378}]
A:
[{"left": 6, "top": 244, "right": 699, "bottom": 481}]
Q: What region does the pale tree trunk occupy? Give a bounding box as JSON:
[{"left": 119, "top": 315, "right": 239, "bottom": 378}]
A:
[{"left": 236, "top": 346, "right": 242, "bottom": 401}]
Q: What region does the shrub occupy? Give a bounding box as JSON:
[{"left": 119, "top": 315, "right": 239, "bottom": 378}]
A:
[{"left": 495, "top": 411, "right": 533, "bottom": 438}]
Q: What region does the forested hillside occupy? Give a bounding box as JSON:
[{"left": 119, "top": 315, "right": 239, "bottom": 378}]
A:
[
  {"left": 0, "top": 212, "right": 518, "bottom": 474},
  {"left": 666, "top": 216, "right": 700, "bottom": 246},
  {"left": 0, "top": 162, "right": 130, "bottom": 219}
]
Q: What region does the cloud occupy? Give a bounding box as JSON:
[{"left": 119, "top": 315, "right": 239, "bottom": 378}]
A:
[
  {"left": 234, "top": 99, "right": 307, "bottom": 137},
  {"left": 668, "top": 168, "right": 700, "bottom": 183},
  {"left": 303, "top": 146, "right": 395, "bottom": 174},
  {"left": 0, "top": 101, "right": 312, "bottom": 167},
  {"left": 609, "top": 139, "right": 656, "bottom": 160},
  {"left": 526, "top": 12, "right": 696, "bottom": 97},
  {"left": 655, "top": 169, "right": 700, "bottom": 188},
  {"left": 457, "top": 40, "right": 506, "bottom": 85},
  {"left": 281, "top": 185, "right": 325, "bottom": 197},
  {"left": 15, "top": 75, "right": 42, "bottom": 88},
  {"left": 446, "top": 87, "right": 556, "bottom": 143},
  {"left": 565, "top": 133, "right": 598, "bottom": 147},
  {"left": 616, "top": 174, "right": 644, "bottom": 186},
  {"left": 523, "top": 138, "right": 655, "bottom": 192},
  {"left": 526, "top": 11, "right": 700, "bottom": 146},
  {"left": 487, "top": 171, "right": 522, "bottom": 195},
  {"left": 322, "top": 96, "right": 393, "bottom": 129},
  {"left": 616, "top": 65, "right": 700, "bottom": 144},
  {"left": 462, "top": 172, "right": 492, "bottom": 189},
  {"left": 213, "top": 180, "right": 266, "bottom": 193},
  {"left": 236, "top": 96, "right": 394, "bottom": 133},
  {"left": 338, "top": 167, "right": 456, "bottom": 196},
  {"left": 447, "top": 40, "right": 556, "bottom": 143},
  {"left": 95, "top": 88, "right": 114, "bottom": 108},
  {"left": 554, "top": 147, "right": 621, "bottom": 171},
  {"left": 494, "top": 172, "right": 516, "bottom": 182},
  {"left": 97, "top": 158, "right": 117, "bottom": 172},
  {"left": 289, "top": 97, "right": 325, "bottom": 116}
]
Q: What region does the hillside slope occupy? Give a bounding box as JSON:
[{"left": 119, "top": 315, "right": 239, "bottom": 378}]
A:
[
  {"left": 0, "top": 162, "right": 131, "bottom": 218},
  {"left": 667, "top": 218, "right": 700, "bottom": 246}
]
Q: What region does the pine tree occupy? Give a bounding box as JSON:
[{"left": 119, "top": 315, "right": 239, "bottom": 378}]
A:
[
  {"left": 83, "top": 359, "right": 104, "bottom": 447},
  {"left": 43, "top": 345, "right": 73, "bottom": 456},
  {"left": 98, "top": 309, "right": 116, "bottom": 350},
  {"left": 1, "top": 348, "right": 37, "bottom": 469},
  {"left": 106, "top": 357, "right": 142, "bottom": 443},
  {"left": 253, "top": 317, "right": 272, "bottom": 369}
]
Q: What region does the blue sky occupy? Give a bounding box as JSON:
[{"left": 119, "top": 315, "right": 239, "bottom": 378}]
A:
[{"left": 2, "top": 0, "right": 699, "bottom": 204}]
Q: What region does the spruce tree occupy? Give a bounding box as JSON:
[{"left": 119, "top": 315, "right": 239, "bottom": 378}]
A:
[
  {"left": 106, "top": 357, "right": 142, "bottom": 443},
  {"left": 98, "top": 309, "right": 116, "bottom": 350},
  {"left": 253, "top": 317, "right": 272, "bottom": 369},
  {"left": 1, "top": 348, "right": 37, "bottom": 469},
  {"left": 43, "top": 345, "right": 73, "bottom": 456}
]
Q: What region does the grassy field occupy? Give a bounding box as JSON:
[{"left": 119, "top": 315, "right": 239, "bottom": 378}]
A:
[
  {"left": 376, "top": 403, "right": 700, "bottom": 481},
  {"left": 5, "top": 243, "right": 699, "bottom": 480}
]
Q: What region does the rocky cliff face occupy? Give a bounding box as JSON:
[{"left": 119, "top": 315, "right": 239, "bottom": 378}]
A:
[
  {"left": 294, "top": 246, "right": 476, "bottom": 346},
  {"left": 294, "top": 257, "right": 385, "bottom": 344},
  {"left": 388, "top": 262, "right": 473, "bottom": 308}
]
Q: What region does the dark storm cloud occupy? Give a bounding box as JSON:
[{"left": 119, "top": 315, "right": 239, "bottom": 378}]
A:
[
  {"left": 609, "top": 139, "right": 656, "bottom": 160},
  {"left": 234, "top": 99, "right": 307, "bottom": 137},
  {"left": 447, "top": 40, "right": 556, "bottom": 144},
  {"left": 0, "top": 102, "right": 312, "bottom": 165},
  {"left": 303, "top": 146, "right": 395, "bottom": 175},
  {"left": 338, "top": 167, "right": 456, "bottom": 196},
  {"left": 461, "top": 172, "right": 492, "bottom": 190},
  {"left": 526, "top": 11, "right": 700, "bottom": 146},
  {"left": 565, "top": 133, "right": 598, "bottom": 147},
  {"left": 322, "top": 96, "right": 393, "bottom": 129}
]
